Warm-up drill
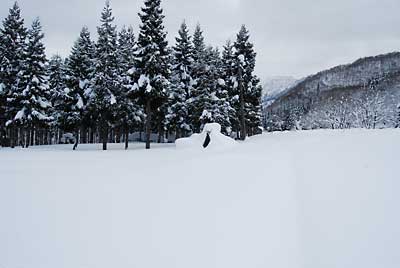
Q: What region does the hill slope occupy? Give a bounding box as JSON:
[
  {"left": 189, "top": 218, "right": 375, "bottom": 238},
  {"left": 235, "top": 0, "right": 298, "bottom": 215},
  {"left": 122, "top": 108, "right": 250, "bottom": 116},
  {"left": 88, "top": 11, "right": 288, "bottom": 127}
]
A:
[
  {"left": 264, "top": 52, "right": 400, "bottom": 130},
  {"left": 262, "top": 76, "right": 298, "bottom": 106}
]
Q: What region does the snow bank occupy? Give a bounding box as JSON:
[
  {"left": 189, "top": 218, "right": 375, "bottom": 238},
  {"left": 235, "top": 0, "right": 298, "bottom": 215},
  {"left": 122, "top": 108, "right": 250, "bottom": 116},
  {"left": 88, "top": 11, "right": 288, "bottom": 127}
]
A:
[{"left": 175, "top": 123, "right": 236, "bottom": 150}]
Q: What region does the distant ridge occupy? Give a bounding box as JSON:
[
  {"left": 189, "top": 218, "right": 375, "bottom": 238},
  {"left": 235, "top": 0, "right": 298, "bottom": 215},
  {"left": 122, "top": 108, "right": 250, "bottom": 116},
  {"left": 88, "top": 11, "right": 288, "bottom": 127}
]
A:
[{"left": 263, "top": 51, "right": 400, "bottom": 131}]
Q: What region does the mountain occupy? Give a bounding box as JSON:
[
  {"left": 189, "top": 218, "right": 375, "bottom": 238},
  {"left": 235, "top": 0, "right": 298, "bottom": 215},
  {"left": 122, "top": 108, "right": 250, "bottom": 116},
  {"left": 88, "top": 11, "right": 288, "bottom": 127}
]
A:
[
  {"left": 262, "top": 76, "right": 298, "bottom": 107},
  {"left": 263, "top": 52, "right": 400, "bottom": 131}
]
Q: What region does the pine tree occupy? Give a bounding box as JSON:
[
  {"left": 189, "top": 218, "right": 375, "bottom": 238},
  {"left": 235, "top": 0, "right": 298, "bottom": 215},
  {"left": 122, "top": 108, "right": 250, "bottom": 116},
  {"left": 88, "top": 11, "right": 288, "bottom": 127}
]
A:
[
  {"left": 246, "top": 75, "right": 263, "bottom": 135},
  {"left": 0, "top": 2, "right": 27, "bottom": 147},
  {"left": 65, "top": 26, "right": 95, "bottom": 147},
  {"left": 12, "top": 18, "right": 52, "bottom": 147},
  {"left": 207, "top": 47, "right": 233, "bottom": 134},
  {"left": 222, "top": 40, "right": 238, "bottom": 135},
  {"left": 48, "top": 55, "right": 67, "bottom": 130},
  {"left": 131, "top": 0, "right": 169, "bottom": 149},
  {"left": 88, "top": 1, "right": 119, "bottom": 150},
  {"left": 116, "top": 26, "right": 143, "bottom": 149},
  {"left": 192, "top": 24, "right": 205, "bottom": 61},
  {"left": 190, "top": 24, "right": 213, "bottom": 132},
  {"left": 232, "top": 25, "right": 260, "bottom": 139},
  {"left": 166, "top": 21, "right": 193, "bottom": 138}
]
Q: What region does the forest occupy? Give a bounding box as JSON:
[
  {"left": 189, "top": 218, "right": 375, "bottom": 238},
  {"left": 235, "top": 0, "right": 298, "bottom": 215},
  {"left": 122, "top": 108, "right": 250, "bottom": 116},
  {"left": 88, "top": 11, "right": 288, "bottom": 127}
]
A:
[{"left": 0, "top": 0, "right": 263, "bottom": 150}]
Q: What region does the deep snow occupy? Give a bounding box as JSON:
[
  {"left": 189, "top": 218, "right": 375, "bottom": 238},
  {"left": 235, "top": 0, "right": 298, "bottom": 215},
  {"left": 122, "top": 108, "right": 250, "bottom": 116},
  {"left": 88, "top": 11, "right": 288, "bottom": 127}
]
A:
[
  {"left": 176, "top": 123, "right": 236, "bottom": 151},
  {"left": 0, "top": 129, "right": 399, "bottom": 268}
]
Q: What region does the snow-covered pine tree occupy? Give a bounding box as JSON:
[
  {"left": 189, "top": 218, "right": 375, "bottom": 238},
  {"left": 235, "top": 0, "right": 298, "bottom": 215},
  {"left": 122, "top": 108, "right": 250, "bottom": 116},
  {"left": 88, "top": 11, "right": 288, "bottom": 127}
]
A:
[
  {"left": 0, "top": 2, "right": 27, "bottom": 147},
  {"left": 206, "top": 46, "right": 233, "bottom": 135},
  {"left": 166, "top": 21, "right": 194, "bottom": 138},
  {"left": 65, "top": 26, "right": 95, "bottom": 147},
  {"left": 221, "top": 40, "right": 239, "bottom": 135},
  {"left": 88, "top": 1, "right": 119, "bottom": 150},
  {"left": 12, "top": 18, "right": 52, "bottom": 147},
  {"left": 116, "top": 26, "right": 143, "bottom": 149},
  {"left": 233, "top": 25, "right": 260, "bottom": 140},
  {"left": 190, "top": 24, "right": 213, "bottom": 132},
  {"left": 131, "top": 0, "right": 169, "bottom": 149},
  {"left": 246, "top": 75, "right": 263, "bottom": 135},
  {"left": 48, "top": 55, "right": 68, "bottom": 143}
]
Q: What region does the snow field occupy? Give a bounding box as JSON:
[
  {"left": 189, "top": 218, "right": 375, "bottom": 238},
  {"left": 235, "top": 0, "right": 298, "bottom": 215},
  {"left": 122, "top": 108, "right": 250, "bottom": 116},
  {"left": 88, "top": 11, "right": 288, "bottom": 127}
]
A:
[{"left": 0, "top": 129, "right": 399, "bottom": 268}]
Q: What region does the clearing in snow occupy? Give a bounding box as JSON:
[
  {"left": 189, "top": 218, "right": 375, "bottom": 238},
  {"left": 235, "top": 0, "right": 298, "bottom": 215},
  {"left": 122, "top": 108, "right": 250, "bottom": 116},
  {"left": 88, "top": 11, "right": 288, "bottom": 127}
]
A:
[{"left": 0, "top": 129, "right": 399, "bottom": 268}]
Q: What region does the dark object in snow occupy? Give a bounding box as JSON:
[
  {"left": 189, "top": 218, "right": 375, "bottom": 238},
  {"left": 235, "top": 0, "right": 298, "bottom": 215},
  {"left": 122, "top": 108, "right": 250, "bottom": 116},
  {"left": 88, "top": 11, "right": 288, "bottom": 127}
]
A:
[{"left": 203, "top": 132, "right": 211, "bottom": 148}]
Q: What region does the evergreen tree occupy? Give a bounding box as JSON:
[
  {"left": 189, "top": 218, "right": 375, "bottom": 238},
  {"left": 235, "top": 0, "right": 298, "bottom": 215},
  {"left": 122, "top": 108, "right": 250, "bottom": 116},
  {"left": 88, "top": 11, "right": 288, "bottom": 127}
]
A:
[
  {"left": 0, "top": 2, "right": 27, "bottom": 147},
  {"left": 166, "top": 21, "right": 193, "bottom": 138},
  {"left": 116, "top": 26, "right": 143, "bottom": 149},
  {"left": 64, "top": 26, "right": 95, "bottom": 147},
  {"left": 48, "top": 55, "right": 67, "bottom": 131},
  {"left": 206, "top": 47, "right": 233, "bottom": 134},
  {"left": 246, "top": 75, "right": 263, "bottom": 135},
  {"left": 118, "top": 26, "right": 136, "bottom": 74},
  {"left": 232, "top": 25, "right": 260, "bottom": 139},
  {"left": 192, "top": 24, "right": 205, "bottom": 61},
  {"left": 88, "top": 1, "right": 119, "bottom": 150},
  {"left": 190, "top": 24, "right": 213, "bottom": 132},
  {"left": 222, "top": 40, "right": 238, "bottom": 134},
  {"left": 12, "top": 18, "right": 52, "bottom": 147},
  {"left": 131, "top": 0, "right": 169, "bottom": 149}
]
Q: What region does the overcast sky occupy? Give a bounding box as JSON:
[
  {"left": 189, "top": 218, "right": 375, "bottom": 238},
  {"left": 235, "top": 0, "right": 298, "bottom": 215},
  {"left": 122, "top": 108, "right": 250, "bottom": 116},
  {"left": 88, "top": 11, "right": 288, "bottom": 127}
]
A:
[{"left": 2, "top": 0, "right": 400, "bottom": 81}]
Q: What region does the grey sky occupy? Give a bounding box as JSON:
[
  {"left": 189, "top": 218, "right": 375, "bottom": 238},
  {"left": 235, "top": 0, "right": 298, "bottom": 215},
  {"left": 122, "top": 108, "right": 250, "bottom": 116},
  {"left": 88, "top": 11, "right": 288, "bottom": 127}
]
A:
[{"left": 2, "top": 0, "right": 400, "bottom": 81}]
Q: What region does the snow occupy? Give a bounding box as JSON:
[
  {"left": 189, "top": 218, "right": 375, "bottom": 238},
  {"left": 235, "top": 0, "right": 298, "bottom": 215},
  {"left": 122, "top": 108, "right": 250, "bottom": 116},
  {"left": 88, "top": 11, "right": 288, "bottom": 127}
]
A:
[
  {"left": 127, "top": 67, "right": 135, "bottom": 75},
  {"left": 176, "top": 123, "right": 236, "bottom": 150},
  {"left": 79, "top": 79, "right": 87, "bottom": 90},
  {"left": 14, "top": 107, "right": 26, "bottom": 120},
  {"left": 38, "top": 96, "right": 51, "bottom": 108},
  {"left": 137, "top": 74, "right": 153, "bottom": 93},
  {"left": 138, "top": 74, "right": 150, "bottom": 87},
  {"left": 32, "top": 76, "right": 40, "bottom": 84},
  {"left": 232, "top": 76, "right": 238, "bottom": 89},
  {"left": 32, "top": 110, "right": 52, "bottom": 121},
  {"left": 217, "top": 78, "right": 226, "bottom": 86},
  {"left": 110, "top": 93, "right": 117, "bottom": 105},
  {"left": 76, "top": 96, "right": 84, "bottom": 109},
  {"left": 0, "top": 129, "right": 399, "bottom": 268}
]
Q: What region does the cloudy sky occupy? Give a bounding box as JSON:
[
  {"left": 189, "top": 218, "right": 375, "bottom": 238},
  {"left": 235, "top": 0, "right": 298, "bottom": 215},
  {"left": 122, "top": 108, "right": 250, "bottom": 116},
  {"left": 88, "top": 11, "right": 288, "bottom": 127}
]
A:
[{"left": 2, "top": 0, "right": 400, "bottom": 81}]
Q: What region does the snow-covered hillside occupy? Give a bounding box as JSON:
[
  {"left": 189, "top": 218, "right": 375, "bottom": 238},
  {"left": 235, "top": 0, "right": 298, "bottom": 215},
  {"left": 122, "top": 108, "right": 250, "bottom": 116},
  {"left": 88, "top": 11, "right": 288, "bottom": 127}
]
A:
[
  {"left": 1, "top": 129, "right": 399, "bottom": 268},
  {"left": 262, "top": 76, "right": 297, "bottom": 107}
]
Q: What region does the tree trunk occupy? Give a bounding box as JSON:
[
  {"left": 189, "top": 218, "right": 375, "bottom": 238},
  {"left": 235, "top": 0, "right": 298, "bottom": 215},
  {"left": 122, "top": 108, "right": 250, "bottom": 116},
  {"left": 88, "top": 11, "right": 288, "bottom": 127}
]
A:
[
  {"left": 30, "top": 127, "right": 34, "bottom": 146},
  {"left": 238, "top": 67, "right": 247, "bottom": 141},
  {"left": 21, "top": 128, "right": 26, "bottom": 148},
  {"left": 124, "top": 126, "right": 129, "bottom": 150},
  {"left": 73, "top": 130, "right": 79, "bottom": 150},
  {"left": 145, "top": 99, "right": 152, "bottom": 149},
  {"left": 175, "top": 128, "right": 181, "bottom": 140},
  {"left": 116, "top": 127, "right": 121, "bottom": 144},
  {"left": 101, "top": 121, "right": 108, "bottom": 151},
  {"left": 109, "top": 128, "right": 114, "bottom": 143},
  {"left": 157, "top": 125, "right": 163, "bottom": 143},
  {"left": 81, "top": 126, "right": 87, "bottom": 144},
  {"left": 26, "top": 127, "right": 31, "bottom": 148}
]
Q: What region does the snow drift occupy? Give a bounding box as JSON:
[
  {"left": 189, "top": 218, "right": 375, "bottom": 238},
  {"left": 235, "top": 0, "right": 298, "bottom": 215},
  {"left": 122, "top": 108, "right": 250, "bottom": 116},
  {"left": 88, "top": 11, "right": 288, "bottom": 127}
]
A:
[
  {"left": 0, "top": 129, "right": 399, "bottom": 268},
  {"left": 175, "top": 123, "right": 236, "bottom": 150}
]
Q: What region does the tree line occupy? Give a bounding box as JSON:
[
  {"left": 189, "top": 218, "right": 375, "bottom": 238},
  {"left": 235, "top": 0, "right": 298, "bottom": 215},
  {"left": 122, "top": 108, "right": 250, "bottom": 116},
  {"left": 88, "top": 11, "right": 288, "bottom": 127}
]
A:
[
  {"left": 0, "top": 0, "right": 262, "bottom": 150},
  {"left": 264, "top": 77, "right": 400, "bottom": 131}
]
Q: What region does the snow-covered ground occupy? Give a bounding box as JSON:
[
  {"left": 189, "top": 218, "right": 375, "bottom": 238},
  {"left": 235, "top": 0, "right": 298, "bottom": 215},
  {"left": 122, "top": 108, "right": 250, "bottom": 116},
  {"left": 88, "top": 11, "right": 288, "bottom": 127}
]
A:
[{"left": 1, "top": 129, "right": 399, "bottom": 268}]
